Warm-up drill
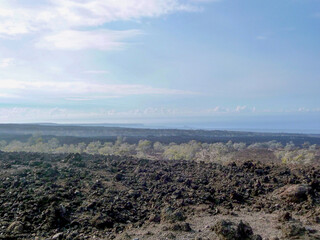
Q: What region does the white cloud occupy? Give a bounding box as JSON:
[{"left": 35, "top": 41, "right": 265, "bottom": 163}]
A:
[
  {"left": 0, "top": 105, "right": 270, "bottom": 123},
  {"left": 0, "top": 107, "right": 183, "bottom": 122},
  {"left": 0, "top": 106, "right": 243, "bottom": 123},
  {"left": 0, "top": 79, "right": 195, "bottom": 99},
  {"left": 0, "top": 21, "right": 32, "bottom": 36},
  {"left": 0, "top": 58, "right": 14, "bottom": 68},
  {"left": 235, "top": 105, "right": 247, "bottom": 112},
  {"left": 0, "top": 93, "right": 18, "bottom": 98},
  {"left": 84, "top": 70, "right": 109, "bottom": 74},
  {"left": 206, "top": 106, "right": 258, "bottom": 114},
  {"left": 0, "top": 8, "right": 35, "bottom": 36},
  {"left": 0, "top": 0, "right": 216, "bottom": 50},
  {"left": 298, "top": 107, "right": 310, "bottom": 112},
  {"left": 51, "top": 0, "right": 198, "bottom": 26},
  {"left": 0, "top": 105, "right": 318, "bottom": 123},
  {"left": 36, "top": 29, "right": 142, "bottom": 50},
  {"left": 0, "top": 0, "right": 208, "bottom": 37},
  {"left": 207, "top": 106, "right": 221, "bottom": 113}
]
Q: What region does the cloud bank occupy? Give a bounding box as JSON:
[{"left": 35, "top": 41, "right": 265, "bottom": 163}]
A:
[{"left": 0, "top": 106, "right": 317, "bottom": 123}]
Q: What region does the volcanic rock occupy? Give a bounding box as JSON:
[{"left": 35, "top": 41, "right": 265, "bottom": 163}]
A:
[
  {"left": 7, "top": 221, "right": 23, "bottom": 234},
  {"left": 276, "top": 184, "right": 311, "bottom": 203}
]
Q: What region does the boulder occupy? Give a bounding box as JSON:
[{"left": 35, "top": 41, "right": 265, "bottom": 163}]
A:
[
  {"left": 90, "top": 214, "right": 114, "bottom": 229},
  {"left": 160, "top": 207, "right": 186, "bottom": 223},
  {"left": 169, "top": 222, "right": 192, "bottom": 232},
  {"left": 212, "top": 220, "right": 239, "bottom": 240},
  {"left": 212, "top": 220, "right": 262, "bottom": 240},
  {"left": 276, "top": 184, "right": 311, "bottom": 202}
]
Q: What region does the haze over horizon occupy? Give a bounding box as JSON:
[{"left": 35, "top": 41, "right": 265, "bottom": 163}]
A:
[{"left": 0, "top": 0, "right": 319, "bottom": 132}]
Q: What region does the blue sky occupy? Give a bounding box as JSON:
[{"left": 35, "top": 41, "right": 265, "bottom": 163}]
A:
[{"left": 0, "top": 0, "right": 319, "bottom": 130}]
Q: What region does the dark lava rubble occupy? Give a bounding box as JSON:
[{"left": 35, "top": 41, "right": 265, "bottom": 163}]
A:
[{"left": 0, "top": 151, "right": 319, "bottom": 239}]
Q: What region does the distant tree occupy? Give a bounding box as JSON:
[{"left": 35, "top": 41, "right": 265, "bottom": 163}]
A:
[
  {"left": 233, "top": 142, "right": 246, "bottom": 151},
  {"left": 248, "top": 141, "right": 282, "bottom": 150},
  {"left": 48, "top": 138, "right": 60, "bottom": 149},
  {"left": 99, "top": 142, "right": 114, "bottom": 155},
  {"left": 226, "top": 140, "right": 233, "bottom": 149},
  {"left": 115, "top": 136, "right": 127, "bottom": 146},
  {"left": 76, "top": 142, "right": 87, "bottom": 153},
  {"left": 164, "top": 141, "right": 201, "bottom": 161},
  {"left": 55, "top": 144, "right": 71, "bottom": 153},
  {"left": 117, "top": 143, "right": 136, "bottom": 156},
  {"left": 86, "top": 141, "right": 102, "bottom": 154},
  {"left": 285, "top": 141, "right": 295, "bottom": 151},
  {"left": 4, "top": 140, "right": 25, "bottom": 152},
  {"left": 266, "top": 141, "right": 283, "bottom": 150},
  {"left": 137, "top": 140, "right": 152, "bottom": 154},
  {"left": 0, "top": 140, "right": 7, "bottom": 149},
  {"left": 153, "top": 142, "right": 164, "bottom": 153}
]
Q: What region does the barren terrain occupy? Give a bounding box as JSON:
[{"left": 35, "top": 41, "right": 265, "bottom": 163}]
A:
[{"left": 0, "top": 151, "right": 319, "bottom": 239}]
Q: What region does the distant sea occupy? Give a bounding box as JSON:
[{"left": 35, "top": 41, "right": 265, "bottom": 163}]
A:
[
  {"left": 39, "top": 113, "right": 320, "bottom": 135},
  {"left": 113, "top": 115, "right": 320, "bottom": 134},
  {"left": 75, "top": 122, "right": 320, "bottom": 134},
  {"left": 142, "top": 124, "right": 320, "bottom": 134},
  {"left": 143, "top": 114, "right": 320, "bottom": 134}
]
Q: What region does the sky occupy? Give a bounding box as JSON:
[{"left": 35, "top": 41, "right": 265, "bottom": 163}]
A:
[{"left": 0, "top": 0, "right": 319, "bottom": 131}]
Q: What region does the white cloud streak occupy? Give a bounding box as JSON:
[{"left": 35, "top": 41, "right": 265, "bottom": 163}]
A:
[
  {"left": 0, "top": 106, "right": 318, "bottom": 123},
  {"left": 0, "top": 79, "right": 195, "bottom": 99},
  {"left": 0, "top": 107, "right": 244, "bottom": 123},
  {"left": 36, "top": 29, "right": 142, "bottom": 51},
  {"left": 50, "top": 0, "right": 198, "bottom": 26},
  {"left": 0, "top": 58, "right": 14, "bottom": 68},
  {"left": 0, "top": 1, "right": 204, "bottom": 35},
  {"left": 207, "top": 106, "right": 255, "bottom": 114},
  {"left": 84, "top": 70, "right": 109, "bottom": 74}
]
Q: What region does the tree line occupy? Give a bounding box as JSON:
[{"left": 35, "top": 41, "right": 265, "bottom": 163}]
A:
[{"left": 0, "top": 135, "right": 319, "bottom": 165}]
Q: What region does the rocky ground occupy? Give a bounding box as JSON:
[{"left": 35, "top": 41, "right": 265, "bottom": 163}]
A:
[{"left": 0, "top": 151, "right": 319, "bottom": 240}]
